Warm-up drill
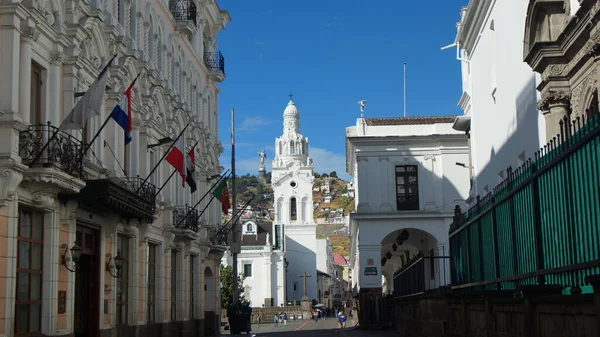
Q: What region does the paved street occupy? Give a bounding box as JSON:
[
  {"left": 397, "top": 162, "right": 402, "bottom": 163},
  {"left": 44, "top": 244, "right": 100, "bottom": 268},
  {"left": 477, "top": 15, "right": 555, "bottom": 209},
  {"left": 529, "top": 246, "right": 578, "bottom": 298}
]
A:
[{"left": 223, "top": 317, "right": 398, "bottom": 337}]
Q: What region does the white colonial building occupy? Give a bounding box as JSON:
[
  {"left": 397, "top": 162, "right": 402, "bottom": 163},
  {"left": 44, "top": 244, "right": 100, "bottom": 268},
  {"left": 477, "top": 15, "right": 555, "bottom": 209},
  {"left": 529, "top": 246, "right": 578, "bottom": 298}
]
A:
[
  {"left": 271, "top": 98, "right": 319, "bottom": 302},
  {"left": 222, "top": 220, "right": 286, "bottom": 307},
  {"left": 0, "top": 1, "right": 229, "bottom": 337},
  {"left": 446, "top": 0, "right": 581, "bottom": 203},
  {"left": 345, "top": 115, "right": 470, "bottom": 326}
]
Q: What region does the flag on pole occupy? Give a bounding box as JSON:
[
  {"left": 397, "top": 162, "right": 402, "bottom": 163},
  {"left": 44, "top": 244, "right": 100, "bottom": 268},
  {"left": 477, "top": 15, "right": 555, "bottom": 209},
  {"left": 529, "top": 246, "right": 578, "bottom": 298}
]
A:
[
  {"left": 109, "top": 75, "right": 138, "bottom": 145},
  {"left": 165, "top": 131, "right": 187, "bottom": 186},
  {"left": 212, "top": 178, "right": 231, "bottom": 214},
  {"left": 186, "top": 147, "right": 197, "bottom": 193},
  {"left": 59, "top": 55, "right": 115, "bottom": 131}
]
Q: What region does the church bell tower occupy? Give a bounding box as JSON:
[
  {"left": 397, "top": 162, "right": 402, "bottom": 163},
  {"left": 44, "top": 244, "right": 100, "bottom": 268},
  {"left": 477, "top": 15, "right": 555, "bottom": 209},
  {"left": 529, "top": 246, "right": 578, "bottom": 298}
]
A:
[{"left": 271, "top": 95, "right": 318, "bottom": 302}]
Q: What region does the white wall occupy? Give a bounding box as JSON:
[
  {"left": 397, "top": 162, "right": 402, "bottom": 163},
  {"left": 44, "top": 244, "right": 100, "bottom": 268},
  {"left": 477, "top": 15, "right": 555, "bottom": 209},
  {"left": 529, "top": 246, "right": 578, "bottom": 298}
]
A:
[
  {"left": 346, "top": 120, "right": 469, "bottom": 291},
  {"left": 456, "top": 0, "right": 546, "bottom": 200}
]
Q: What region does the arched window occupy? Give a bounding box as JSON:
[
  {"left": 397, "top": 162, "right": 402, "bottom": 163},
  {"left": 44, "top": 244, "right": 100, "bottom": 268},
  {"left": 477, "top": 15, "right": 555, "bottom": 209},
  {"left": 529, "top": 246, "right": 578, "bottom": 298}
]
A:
[
  {"left": 278, "top": 141, "right": 283, "bottom": 155},
  {"left": 290, "top": 140, "right": 295, "bottom": 155},
  {"left": 290, "top": 197, "right": 297, "bottom": 221},
  {"left": 247, "top": 223, "right": 252, "bottom": 232},
  {"left": 586, "top": 89, "right": 599, "bottom": 121}
]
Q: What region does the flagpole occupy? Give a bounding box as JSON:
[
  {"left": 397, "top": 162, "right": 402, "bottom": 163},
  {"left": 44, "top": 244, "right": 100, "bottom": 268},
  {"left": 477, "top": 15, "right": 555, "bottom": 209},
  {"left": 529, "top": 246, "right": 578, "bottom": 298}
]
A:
[
  {"left": 158, "top": 137, "right": 201, "bottom": 196},
  {"left": 174, "top": 171, "right": 230, "bottom": 229},
  {"left": 31, "top": 55, "right": 117, "bottom": 166},
  {"left": 211, "top": 195, "right": 254, "bottom": 242},
  {"left": 231, "top": 107, "right": 239, "bottom": 304},
  {"left": 82, "top": 116, "right": 112, "bottom": 158},
  {"left": 155, "top": 169, "right": 177, "bottom": 197},
  {"left": 82, "top": 71, "right": 140, "bottom": 158},
  {"left": 137, "top": 123, "right": 189, "bottom": 193}
]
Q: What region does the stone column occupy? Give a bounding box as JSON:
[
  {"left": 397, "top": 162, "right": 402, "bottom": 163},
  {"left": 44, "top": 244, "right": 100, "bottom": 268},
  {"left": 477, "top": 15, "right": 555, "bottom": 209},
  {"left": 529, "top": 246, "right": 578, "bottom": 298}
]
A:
[
  {"left": 32, "top": 190, "right": 61, "bottom": 336},
  {"left": 538, "top": 90, "right": 571, "bottom": 142},
  {"left": 48, "top": 52, "right": 65, "bottom": 126},
  {"left": 59, "top": 200, "right": 78, "bottom": 335},
  {"left": 356, "top": 157, "right": 370, "bottom": 212},
  {"left": 0, "top": 10, "right": 23, "bottom": 116},
  {"left": 19, "top": 27, "right": 37, "bottom": 123},
  {"left": 378, "top": 156, "right": 392, "bottom": 212}
]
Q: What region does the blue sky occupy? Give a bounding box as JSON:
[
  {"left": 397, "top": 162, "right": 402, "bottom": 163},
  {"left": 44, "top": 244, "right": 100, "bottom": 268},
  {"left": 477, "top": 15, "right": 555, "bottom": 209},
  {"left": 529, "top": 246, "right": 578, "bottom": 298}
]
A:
[{"left": 216, "top": 1, "right": 466, "bottom": 180}]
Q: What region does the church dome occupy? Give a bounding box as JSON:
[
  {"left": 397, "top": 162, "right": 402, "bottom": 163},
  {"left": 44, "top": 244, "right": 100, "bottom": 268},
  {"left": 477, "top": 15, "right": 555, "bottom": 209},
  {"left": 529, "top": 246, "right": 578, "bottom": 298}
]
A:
[{"left": 283, "top": 100, "right": 298, "bottom": 116}]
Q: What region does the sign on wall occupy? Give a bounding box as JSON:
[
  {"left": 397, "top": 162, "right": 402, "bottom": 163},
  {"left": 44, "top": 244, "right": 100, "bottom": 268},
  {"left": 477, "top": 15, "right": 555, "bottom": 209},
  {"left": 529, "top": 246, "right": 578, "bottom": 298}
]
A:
[{"left": 364, "top": 267, "right": 377, "bottom": 276}]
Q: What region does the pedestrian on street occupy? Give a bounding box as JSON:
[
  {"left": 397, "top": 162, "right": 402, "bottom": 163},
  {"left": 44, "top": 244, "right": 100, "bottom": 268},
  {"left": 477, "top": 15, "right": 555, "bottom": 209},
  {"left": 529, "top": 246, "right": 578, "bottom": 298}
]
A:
[
  {"left": 274, "top": 314, "right": 279, "bottom": 327},
  {"left": 338, "top": 311, "right": 347, "bottom": 329}
]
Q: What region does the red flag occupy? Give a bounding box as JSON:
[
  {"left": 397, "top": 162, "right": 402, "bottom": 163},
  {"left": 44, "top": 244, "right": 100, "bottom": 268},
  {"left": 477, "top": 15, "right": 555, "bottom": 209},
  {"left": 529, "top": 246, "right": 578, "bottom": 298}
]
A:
[{"left": 166, "top": 133, "right": 186, "bottom": 186}]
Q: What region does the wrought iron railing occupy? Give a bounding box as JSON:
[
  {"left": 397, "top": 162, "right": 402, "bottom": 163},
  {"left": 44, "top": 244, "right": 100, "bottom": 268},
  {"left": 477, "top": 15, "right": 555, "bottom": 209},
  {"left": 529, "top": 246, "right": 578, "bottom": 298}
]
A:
[
  {"left": 204, "top": 51, "right": 225, "bottom": 76},
  {"left": 19, "top": 122, "right": 85, "bottom": 179},
  {"left": 172, "top": 205, "right": 199, "bottom": 231},
  {"left": 169, "top": 0, "right": 197, "bottom": 25},
  {"left": 392, "top": 252, "right": 450, "bottom": 297},
  {"left": 110, "top": 176, "right": 157, "bottom": 205},
  {"left": 449, "top": 113, "right": 600, "bottom": 294},
  {"left": 207, "top": 225, "right": 227, "bottom": 246}
]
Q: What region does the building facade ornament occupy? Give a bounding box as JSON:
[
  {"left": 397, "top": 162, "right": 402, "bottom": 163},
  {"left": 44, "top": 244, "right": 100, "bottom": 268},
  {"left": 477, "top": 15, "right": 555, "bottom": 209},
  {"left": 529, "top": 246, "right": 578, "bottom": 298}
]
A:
[
  {"left": 537, "top": 90, "right": 572, "bottom": 112},
  {"left": 22, "top": 27, "right": 40, "bottom": 42},
  {"left": 0, "top": 167, "right": 24, "bottom": 206},
  {"left": 51, "top": 51, "right": 67, "bottom": 64}
]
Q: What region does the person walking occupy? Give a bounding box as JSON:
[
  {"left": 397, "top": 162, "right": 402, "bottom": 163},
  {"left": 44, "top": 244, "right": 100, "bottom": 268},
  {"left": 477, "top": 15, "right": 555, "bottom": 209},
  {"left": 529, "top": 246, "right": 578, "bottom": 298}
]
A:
[{"left": 338, "top": 311, "right": 347, "bottom": 329}]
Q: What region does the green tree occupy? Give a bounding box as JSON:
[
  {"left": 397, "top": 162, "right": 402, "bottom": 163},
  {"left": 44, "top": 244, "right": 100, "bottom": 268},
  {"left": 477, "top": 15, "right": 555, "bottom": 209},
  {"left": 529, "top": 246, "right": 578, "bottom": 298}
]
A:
[
  {"left": 314, "top": 172, "right": 321, "bottom": 178},
  {"left": 220, "top": 264, "right": 246, "bottom": 309},
  {"left": 329, "top": 171, "right": 338, "bottom": 178}
]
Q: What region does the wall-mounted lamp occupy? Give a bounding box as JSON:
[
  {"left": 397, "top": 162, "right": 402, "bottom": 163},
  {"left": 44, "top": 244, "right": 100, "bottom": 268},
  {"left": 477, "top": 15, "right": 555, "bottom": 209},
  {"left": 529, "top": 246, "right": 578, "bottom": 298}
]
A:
[
  {"left": 455, "top": 162, "right": 474, "bottom": 169},
  {"left": 61, "top": 242, "right": 82, "bottom": 272},
  {"left": 284, "top": 258, "right": 289, "bottom": 270},
  {"left": 106, "top": 252, "right": 124, "bottom": 278},
  {"left": 147, "top": 137, "right": 174, "bottom": 149}
]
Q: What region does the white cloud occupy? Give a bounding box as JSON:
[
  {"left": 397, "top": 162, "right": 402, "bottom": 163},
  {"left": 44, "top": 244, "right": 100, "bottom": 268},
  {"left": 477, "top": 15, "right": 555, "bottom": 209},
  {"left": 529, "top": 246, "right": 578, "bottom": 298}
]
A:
[
  {"left": 310, "top": 147, "right": 350, "bottom": 180},
  {"left": 237, "top": 116, "right": 275, "bottom": 132}
]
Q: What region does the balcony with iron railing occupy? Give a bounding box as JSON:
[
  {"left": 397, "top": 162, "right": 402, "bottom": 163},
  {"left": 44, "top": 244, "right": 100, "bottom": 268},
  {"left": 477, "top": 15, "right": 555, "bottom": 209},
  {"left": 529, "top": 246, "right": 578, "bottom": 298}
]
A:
[
  {"left": 207, "top": 225, "right": 227, "bottom": 246},
  {"left": 172, "top": 205, "right": 199, "bottom": 231},
  {"left": 169, "top": 0, "right": 197, "bottom": 37},
  {"left": 19, "top": 122, "right": 86, "bottom": 180},
  {"left": 166, "top": 205, "right": 201, "bottom": 241},
  {"left": 18, "top": 122, "right": 87, "bottom": 194},
  {"left": 78, "top": 176, "right": 157, "bottom": 224},
  {"left": 204, "top": 51, "right": 226, "bottom": 82}
]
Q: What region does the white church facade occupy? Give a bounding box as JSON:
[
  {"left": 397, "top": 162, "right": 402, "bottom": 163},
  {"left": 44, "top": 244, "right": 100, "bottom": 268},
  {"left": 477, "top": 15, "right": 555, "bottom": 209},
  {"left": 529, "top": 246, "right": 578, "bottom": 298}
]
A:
[
  {"left": 271, "top": 98, "right": 319, "bottom": 302},
  {"left": 224, "top": 98, "right": 319, "bottom": 306}
]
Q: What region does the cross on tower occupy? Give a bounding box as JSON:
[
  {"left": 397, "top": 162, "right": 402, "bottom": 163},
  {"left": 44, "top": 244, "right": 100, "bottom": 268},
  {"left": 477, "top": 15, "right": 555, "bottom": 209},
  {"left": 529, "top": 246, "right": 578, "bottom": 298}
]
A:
[
  {"left": 298, "top": 271, "right": 312, "bottom": 299},
  {"left": 289, "top": 92, "right": 294, "bottom": 101}
]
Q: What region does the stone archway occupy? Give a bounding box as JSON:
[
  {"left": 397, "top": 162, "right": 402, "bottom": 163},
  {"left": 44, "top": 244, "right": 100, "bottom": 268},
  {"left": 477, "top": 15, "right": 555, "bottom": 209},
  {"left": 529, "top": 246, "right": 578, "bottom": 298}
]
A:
[{"left": 379, "top": 228, "right": 449, "bottom": 295}]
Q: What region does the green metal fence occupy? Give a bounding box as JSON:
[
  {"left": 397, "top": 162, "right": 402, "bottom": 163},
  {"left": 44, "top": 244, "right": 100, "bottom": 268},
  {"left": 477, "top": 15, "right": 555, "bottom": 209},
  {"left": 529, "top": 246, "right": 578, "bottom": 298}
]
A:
[{"left": 449, "top": 114, "right": 600, "bottom": 294}]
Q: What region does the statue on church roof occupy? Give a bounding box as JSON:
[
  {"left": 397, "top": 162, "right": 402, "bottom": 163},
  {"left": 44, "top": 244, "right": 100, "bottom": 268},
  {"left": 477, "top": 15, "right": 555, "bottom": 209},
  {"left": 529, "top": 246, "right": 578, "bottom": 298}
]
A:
[{"left": 257, "top": 150, "right": 267, "bottom": 170}]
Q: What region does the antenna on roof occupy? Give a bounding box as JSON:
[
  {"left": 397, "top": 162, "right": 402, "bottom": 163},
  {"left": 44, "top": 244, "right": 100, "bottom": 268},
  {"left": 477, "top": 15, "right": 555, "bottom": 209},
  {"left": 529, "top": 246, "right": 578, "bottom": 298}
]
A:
[{"left": 403, "top": 62, "right": 407, "bottom": 118}]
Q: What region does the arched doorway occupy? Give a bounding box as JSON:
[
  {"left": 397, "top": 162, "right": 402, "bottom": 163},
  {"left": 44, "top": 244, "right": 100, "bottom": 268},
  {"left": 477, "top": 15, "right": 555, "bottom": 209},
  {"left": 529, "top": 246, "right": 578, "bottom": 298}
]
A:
[{"left": 379, "top": 228, "right": 449, "bottom": 296}]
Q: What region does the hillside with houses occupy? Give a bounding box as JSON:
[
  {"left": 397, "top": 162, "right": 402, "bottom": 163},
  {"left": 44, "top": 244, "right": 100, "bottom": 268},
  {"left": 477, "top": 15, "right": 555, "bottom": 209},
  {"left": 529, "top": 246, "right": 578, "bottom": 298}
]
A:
[{"left": 227, "top": 172, "right": 354, "bottom": 256}]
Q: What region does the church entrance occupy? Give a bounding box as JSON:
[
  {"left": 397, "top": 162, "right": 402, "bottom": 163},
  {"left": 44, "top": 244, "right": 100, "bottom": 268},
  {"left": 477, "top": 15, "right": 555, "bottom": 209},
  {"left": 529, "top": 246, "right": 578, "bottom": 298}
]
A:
[{"left": 74, "top": 226, "right": 100, "bottom": 337}]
